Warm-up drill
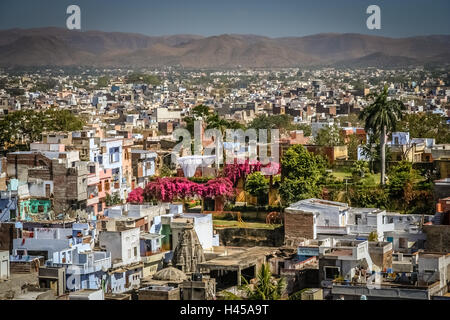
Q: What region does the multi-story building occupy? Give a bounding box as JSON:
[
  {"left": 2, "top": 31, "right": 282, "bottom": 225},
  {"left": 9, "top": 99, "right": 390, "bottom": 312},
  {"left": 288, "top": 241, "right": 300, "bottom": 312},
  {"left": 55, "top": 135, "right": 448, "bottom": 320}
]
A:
[{"left": 131, "top": 150, "right": 157, "bottom": 189}]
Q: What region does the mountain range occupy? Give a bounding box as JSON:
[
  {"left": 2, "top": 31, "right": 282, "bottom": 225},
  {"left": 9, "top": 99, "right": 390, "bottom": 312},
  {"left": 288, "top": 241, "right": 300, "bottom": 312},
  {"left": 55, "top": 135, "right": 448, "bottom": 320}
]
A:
[{"left": 0, "top": 27, "right": 449, "bottom": 68}]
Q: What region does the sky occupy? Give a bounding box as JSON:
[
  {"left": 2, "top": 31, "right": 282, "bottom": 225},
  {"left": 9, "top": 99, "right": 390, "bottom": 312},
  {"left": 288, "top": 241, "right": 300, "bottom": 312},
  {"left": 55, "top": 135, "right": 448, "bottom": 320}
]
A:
[{"left": 0, "top": 0, "right": 449, "bottom": 38}]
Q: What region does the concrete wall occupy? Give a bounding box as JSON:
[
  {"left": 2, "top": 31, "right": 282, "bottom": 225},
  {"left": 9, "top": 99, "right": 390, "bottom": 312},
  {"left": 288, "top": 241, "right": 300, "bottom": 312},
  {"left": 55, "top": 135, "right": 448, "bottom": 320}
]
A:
[{"left": 99, "top": 228, "right": 140, "bottom": 266}]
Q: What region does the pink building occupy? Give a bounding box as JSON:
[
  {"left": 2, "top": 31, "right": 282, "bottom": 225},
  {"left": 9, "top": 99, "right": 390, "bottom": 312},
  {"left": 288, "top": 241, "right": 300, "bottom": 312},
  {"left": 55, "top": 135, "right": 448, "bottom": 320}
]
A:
[{"left": 87, "top": 162, "right": 112, "bottom": 217}]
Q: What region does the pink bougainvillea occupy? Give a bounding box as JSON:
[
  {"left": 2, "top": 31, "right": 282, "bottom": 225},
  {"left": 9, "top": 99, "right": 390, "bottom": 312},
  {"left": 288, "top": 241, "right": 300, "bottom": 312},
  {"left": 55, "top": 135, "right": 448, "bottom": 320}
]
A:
[
  {"left": 129, "top": 177, "right": 235, "bottom": 203},
  {"left": 223, "top": 160, "right": 280, "bottom": 185},
  {"left": 127, "top": 187, "right": 144, "bottom": 204},
  {"left": 197, "top": 177, "right": 234, "bottom": 199}
]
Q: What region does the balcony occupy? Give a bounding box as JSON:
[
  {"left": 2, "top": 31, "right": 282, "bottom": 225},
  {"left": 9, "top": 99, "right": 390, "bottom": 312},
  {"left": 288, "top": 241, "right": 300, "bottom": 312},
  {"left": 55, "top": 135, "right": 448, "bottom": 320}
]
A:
[
  {"left": 87, "top": 196, "right": 99, "bottom": 206},
  {"left": 87, "top": 174, "right": 100, "bottom": 186}
]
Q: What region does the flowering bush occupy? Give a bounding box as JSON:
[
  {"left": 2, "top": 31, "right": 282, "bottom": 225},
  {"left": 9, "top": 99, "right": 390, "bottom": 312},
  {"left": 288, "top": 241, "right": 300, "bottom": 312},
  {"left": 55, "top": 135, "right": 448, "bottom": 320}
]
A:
[
  {"left": 127, "top": 187, "right": 144, "bottom": 204},
  {"left": 128, "top": 177, "right": 235, "bottom": 203},
  {"left": 223, "top": 160, "right": 280, "bottom": 185},
  {"left": 144, "top": 177, "right": 199, "bottom": 202},
  {"left": 223, "top": 160, "right": 262, "bottom": 185},
  {"left": 197, "top": 177, "right": 234, "bottom": 199}
]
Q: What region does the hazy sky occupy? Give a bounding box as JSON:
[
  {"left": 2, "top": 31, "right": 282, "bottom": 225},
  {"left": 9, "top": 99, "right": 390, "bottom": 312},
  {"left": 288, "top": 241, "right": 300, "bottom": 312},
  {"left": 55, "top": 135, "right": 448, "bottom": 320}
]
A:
[{"left": 0, "top": 0, "right": 449, "bottom": 37}]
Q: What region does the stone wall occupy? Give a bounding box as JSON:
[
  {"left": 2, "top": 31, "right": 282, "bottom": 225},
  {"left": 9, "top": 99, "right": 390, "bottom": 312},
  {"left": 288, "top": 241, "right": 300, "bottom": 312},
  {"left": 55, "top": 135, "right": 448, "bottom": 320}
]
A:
[
  {"left": 284, "top": 211, "right": 314, "bottom": 244},
  {"left": 216, "top": 226, "right": 284, "bottom": 247},
  {"left": 423, "top": 225, "right": 450, "bottom": 253}
]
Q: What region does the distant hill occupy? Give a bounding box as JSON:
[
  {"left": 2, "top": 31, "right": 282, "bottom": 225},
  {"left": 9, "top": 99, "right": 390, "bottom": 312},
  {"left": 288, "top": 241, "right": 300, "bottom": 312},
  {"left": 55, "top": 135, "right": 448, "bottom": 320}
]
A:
[
  {"left": 0, "top": 28, "right": 448, "bottom": 68},
  {"left": 332, "top": 52, "right": 420, "bottom": 68}
]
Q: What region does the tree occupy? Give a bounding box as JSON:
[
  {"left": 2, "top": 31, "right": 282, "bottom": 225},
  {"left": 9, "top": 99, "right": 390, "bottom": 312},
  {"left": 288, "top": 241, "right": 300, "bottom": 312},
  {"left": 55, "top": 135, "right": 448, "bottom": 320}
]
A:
[
  {"left": 105, "top": 192, "right": 121, "bottom": 206},
  {"left": 359, "top": 85, "right": 405, "bottom": 186},
  {"left": 279, "top": 145, "right": 328, "bottom": 205},
  {"left": 249, "top": 114, "right": 299, "bottom": 135},
  {"left": 240, "top": 264, "right": 286, "bottom": 300},
  {"left": 351, "top": 160, "right": 369, "bottom": 181},
  {"left": 159, "top": 165, "right": 173, "bottom": 177},
  {"left": 297, "top": 123, "right": 312, "bottom": 137},
  {"left": 397, "top": 113, "right": 450, "bottom": 144},
  {"left": 96, "top": 76, "right": 109, "bottom": 89},
  {"left": 126, "top": 73, "right": 160, "bottom": 86},
  {"left": 245, "top": 172, "right": 269, "bottom": 206},
  {"left": 346, "top": 134, "right": 361, "bottom": 160},
  {"left": 314, "top": 124, "right": 345, "bottom": 146},
  {"left": 0, "top": 109, "right": 85, "bottom": 153}
]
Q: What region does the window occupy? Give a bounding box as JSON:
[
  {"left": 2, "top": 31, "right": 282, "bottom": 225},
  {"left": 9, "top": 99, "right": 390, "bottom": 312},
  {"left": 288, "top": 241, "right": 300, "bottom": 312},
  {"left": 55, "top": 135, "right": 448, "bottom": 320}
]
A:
[
  {"left": 89, "top": 166, "right": 96, "bottom": 174},
  {"left": 324, "top": 266, "right": 340, "bottom": 280},
  {"left": 127, "top": 249, "right": 131, "bottom": 259},
  {"left": 98, "top": 182, "right": 102, "bottom": 192},
  {"left": 133, "top": 247, "right": 137, "bottom": 257}
]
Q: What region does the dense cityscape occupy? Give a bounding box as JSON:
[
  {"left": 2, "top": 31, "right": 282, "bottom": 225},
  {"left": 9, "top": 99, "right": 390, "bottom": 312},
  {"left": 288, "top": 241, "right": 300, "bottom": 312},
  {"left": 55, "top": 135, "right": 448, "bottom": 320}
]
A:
[
  {"left": 0, "top": 62, "right": 449, "bottom": 301},
  {"left": 0, "top": 0, "right": 449, "bottom": 306}
]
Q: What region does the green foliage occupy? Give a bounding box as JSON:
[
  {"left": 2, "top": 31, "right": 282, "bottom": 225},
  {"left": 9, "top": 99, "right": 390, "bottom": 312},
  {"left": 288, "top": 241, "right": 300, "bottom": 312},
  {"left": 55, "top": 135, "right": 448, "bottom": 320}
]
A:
[
  {"left": 397, "top": 113, "right": 450, "bottom": 144},
  {"left": 360, "top": 133, "right": 392, "bottom": 173},
  {"left": 240, "top": 264, "right": 286, "bottom": 300},
  {"left": 5, "top": 88, "right": 24, "bottom": 96},
  {"left": 368, "top": 231, "right": 378, "bottom": 242},
  {"left": 351, "top": 161, "right": 369, "bottom": 180},
  {"left": 245, "top": 172, "right": 269, "bottom": 206},
  {"left": 0, "top": 109, "right": 85, "bottom": 153},
  {"left": 346, "top": 134, "right": 361, "bottom": 160},
  {"left": 314, "top": 124, "right": 345, "bottom": 146},
  {"left": 249, "top": 114, "right": 299, "bottom": 135},
  {"left": 126, "top": 73, "right": 160, "bottom": 86},
  {"left": 105, "top": 192, "right": 121, "bottom": 206},
  {"left": 359, "top": 85, "right": 406, "bottom": 185},
  {"left": 96, "top": 76, "right": 109, "bottom": 88},
  {"left": 32, "top": 79, "right": 58, "bottom": 93},
  {"left": 297, "top": 123, "right": 312, "bottom": 136},
  {"left": 188, "top": 176, "right": 214, "bottom": 183},
  {"left": 279, "top": 145, "right": 328, "bottom": 205},
  {"left": 348, "top": 186, "right": 389, "bottom": 209},
  {"left": 387, "top": 161, "right": 416, "bottom": 198},
  {"left": 159, "top": 165, "right": 173, "bottom": 177},
  {"left": 386, "top": 161, "right": 434, "bottom": 214},
  {"left": 338, "top": 114, "right": 361, "bottom": 127},
  {"left": 183, "top": 104, "right": 245, "bottom": 136}
]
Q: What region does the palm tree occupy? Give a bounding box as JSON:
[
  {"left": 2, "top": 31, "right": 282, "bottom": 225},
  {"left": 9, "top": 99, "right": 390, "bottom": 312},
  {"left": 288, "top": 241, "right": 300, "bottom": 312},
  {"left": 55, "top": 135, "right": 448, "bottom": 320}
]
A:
[
  {"left": 220, "top": 263, "right": 286, "bottom": 300},
  {"left": 241, "top": 263, "right": 286, "bottom": 300},
  {"left": 359, "top": 85, "right": 405, "bottom": 186}
]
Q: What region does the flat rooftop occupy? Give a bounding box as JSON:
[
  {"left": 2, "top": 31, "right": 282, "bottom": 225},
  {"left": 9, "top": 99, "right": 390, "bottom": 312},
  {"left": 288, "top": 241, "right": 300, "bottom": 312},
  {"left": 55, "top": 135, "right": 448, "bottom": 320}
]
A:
[{"left": 198, "top": 247, "right": 277, "bottom": 270}]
